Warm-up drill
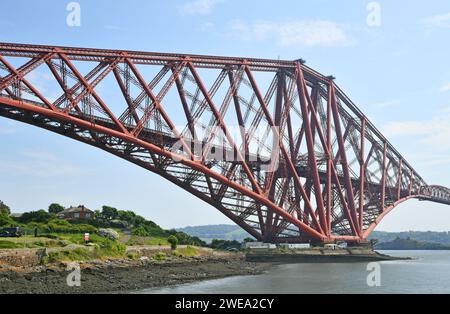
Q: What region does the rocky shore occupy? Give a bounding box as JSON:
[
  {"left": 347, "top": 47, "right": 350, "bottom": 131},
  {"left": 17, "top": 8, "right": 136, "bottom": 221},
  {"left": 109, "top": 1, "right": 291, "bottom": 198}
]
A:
[
  {"left": 0, "top": 254, "right": 269, "bottom": 294},
  {"left": 246, "top": 247, "right": 411, "bottom": 263}
]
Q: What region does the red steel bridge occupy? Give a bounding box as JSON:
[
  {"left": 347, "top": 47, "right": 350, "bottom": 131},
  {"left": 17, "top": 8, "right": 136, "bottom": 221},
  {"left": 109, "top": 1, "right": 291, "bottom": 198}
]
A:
[{"left": 0, "top": 43, "right": 449, "bottom": 244}]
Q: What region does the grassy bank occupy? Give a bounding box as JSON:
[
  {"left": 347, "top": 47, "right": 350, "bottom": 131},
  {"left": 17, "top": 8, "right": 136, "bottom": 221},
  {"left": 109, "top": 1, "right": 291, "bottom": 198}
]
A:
[
  {"left": 44, "top": 240, "right": 126, "bottom": 263},
  {"left": 125, "top": 236, "right": 169, "bottom": 246},
  {"left": 0, "top": 233, "right": 204, "bottom": 264},
  {"left": 0, "top": 237, "right": 67, "bottom": 249},
  {"left": 0, "top": 203, "right": 241, "bottom": 267}
]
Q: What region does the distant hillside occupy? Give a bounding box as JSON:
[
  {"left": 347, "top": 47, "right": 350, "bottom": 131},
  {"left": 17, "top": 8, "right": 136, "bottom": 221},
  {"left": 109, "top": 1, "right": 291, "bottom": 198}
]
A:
[
  {"left": 177, "top": 224, "right": 252, "bottom": 243},
  {"left": 369, "top": 231, "right": 450, "bottom": 246},
  {"left": 376, "top": 237, "right": 450, "bottom": 250},
  {"left": 177, "top": 225, "right": 450, "bottom": 246}
]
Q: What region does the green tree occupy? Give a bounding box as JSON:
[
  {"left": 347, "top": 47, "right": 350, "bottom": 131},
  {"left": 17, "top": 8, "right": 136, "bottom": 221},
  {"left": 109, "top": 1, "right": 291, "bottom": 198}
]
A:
[
  {"left": 101, "top": 206, "right": 119, "bottom": 220},
  {"left": 0, "top": 212, "right": 13, "bottom": 226},
  {"left": 132, "top": 215, "right": 146, "bottom": 227},
  {"left": 168, "top": 235, "right": 178, "bottom": 250},
  {"left": 166, "top": 230, "right": 206, "bottom": 246},
  {"left": 17, "top": 210, "right": 52, "bottom": 224},
  {"left": 48, "top": 203, "right": 65, "bottom": 214},
  {"left": 210, "top": 239, "right": 241, "bottom": 250},
  {"left": 118, "top": 210, "right": 136, "bottom": 224},
  {"left": 0, "top": 200, "right": 10, "bottom": 215}
]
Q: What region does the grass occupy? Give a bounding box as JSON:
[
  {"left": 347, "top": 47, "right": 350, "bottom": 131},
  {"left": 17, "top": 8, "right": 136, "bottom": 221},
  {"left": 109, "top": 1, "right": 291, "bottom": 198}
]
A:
[
  {"left": 0, "top": 233, "right": 121, "bottom": 250},
  {"left": 0, "top": 234, "right": 127, "bottom": 264},
  {"left": 0, "top": 240, "right": 20, "bottom": 249},
  {"left": 114, "top": 228, "right": 125, "bottom": 240},
  {"left": 125, "top": 236, "right": 169, "bottom": 246},
  {"left": 146, "top": 237, "right": 169, "bottom": 246},
  {"left": 38, "top": 233, "right": 114, "bottom": 246},
  {"left": 44, "top": 240, "right": 126, "bottom": 263},
  {"left": 172, "top": 246, "right": 199, "bottom": 257},
  {"left": 18, "top": 221, "right": 98, "bottom": 236},
  {"left": 0, "top": 237, "right": 66, "bottom": 249},
  {"left": 45, "top": 248, "right": 94, "bottom": 263}
]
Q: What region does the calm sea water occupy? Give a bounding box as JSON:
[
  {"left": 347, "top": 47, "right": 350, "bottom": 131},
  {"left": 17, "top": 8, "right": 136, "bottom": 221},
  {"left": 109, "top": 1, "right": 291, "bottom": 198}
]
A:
[{"left": 139, "top": 251, "right": 450, "bottom": 294}]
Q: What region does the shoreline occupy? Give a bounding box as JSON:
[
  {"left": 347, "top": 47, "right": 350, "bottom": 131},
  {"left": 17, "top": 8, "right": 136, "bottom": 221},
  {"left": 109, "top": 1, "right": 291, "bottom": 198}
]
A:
[
  {"left": 0, "top": 254, "right": 270, "bottom": 294},
  {"left": 0, "top": 248, "right": 412, "bottom": 294},
  {"left": 245, "top": 248, "right": 412, "bottom": 263}
]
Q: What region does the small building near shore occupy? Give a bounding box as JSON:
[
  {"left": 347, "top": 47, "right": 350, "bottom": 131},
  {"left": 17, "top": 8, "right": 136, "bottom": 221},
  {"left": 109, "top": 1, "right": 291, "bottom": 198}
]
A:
[
  {"left": 324, "top": 243, "right": 340, "bottom": 250},
  {"left": 279, "top": 243, "right": 311, "bottom": 249},
  {"left": 57, "top": 205, "right": 95, "bottom": 221},
  {"left": 243, "top": 242, "right": 276, "bottom": 249}
]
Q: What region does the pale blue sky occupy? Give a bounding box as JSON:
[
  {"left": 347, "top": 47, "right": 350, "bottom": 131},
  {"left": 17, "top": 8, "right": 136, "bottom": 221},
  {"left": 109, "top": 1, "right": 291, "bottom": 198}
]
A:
[{"left": 1, "top": 0, "right": 450, "bottom": 231}]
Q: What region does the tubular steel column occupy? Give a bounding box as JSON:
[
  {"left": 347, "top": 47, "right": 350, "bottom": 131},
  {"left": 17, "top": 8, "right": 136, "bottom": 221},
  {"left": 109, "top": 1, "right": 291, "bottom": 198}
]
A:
[
  {"left": 296, "top": 64, "right": 327, "bottom": 234},
  {"left": 359, "top": 118, "right": 366, "bottom": 232}
]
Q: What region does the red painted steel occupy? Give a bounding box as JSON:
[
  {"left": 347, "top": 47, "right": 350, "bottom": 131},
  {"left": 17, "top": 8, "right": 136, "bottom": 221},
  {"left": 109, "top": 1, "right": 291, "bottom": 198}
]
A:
[{"left": 0, "top": 42, "right": 449, "bottom": 243}]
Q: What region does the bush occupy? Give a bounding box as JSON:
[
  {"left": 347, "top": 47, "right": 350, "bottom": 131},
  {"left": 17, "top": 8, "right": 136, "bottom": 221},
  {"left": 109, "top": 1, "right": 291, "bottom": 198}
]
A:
[
  {"left": 44, "top": 220, "right": 97, "bottom": 234},
  {"left": 131, "top": 226, "right": 149, "bottom": 237},
  {"left": 100, "top": 239, "right": 126, "bottom": 256},
  {"left": 168, "top": 235, "right": 178, "bottom": 250},
  {"left": 171, "top": 250, "right": 183, "bottom": 257},
  {"left": 46, "top": 248, "right": 93, "bottom": 263},
  {"left": 127, "top": 252, "right": 140, "bottom": 260},
  {"left": 153, "top": 252, "right": 166, "bottom": 261}
]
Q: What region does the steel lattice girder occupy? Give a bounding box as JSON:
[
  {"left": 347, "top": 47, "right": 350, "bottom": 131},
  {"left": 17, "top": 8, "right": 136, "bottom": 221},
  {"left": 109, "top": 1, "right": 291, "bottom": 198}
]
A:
[{"left": 0, "top": 42, "right": 449, "bottom": 243}]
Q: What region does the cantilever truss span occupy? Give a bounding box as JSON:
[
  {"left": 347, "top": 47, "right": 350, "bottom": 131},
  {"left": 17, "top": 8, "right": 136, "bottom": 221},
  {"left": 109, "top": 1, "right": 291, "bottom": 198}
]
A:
[{"left": 0, "top": 42, "right": 449, "bottom": 243}]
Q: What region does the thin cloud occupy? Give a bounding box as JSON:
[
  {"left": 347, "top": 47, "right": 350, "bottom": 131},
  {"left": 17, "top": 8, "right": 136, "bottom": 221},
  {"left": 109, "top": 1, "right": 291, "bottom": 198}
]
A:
[
  {"left": 440, "top": 82, "right": 450, "bottom": 92},
  {"left": 21, "top": 151, "right": 59, "bottom": 162},
  {"left": 369, "top": 99, "right": 400, "bottom": 109},
  {"left": 227, "top": 19, "right": 350, "bottom": 47},
  {"left": 383, "top": 108, "right": 450, "bottom": 151},
  {"left": 24, "top": 70, "right": 61, "bottom": 102},
  {"left": 177, "top": 0, "right": 224, "bottom": 15},
  {"left": 421, "top": 12, "right": 450, "bottom": 29}
]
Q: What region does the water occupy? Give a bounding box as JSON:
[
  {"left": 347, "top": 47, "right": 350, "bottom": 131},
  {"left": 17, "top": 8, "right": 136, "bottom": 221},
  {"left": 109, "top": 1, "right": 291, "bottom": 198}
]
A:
[{"left": 139, "top": 251, "right": 450, "bottom": 294}]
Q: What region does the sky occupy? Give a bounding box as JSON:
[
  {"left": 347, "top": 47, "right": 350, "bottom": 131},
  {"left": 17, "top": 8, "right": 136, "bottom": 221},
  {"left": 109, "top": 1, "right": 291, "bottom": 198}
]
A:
[{"left": 1, "top": 0, "right": 450, "bottom": 231}]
